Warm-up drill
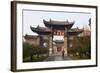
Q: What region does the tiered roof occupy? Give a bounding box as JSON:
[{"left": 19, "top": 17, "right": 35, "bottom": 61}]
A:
[
  {"left": 43, "top": 19, "right": 74, "bottom": 30},
  {"left": 30, "top": 19, "right": 83, "bottom": 35},
  {"left": 68, "top": 28, "right": 84, "bottom": 35}
]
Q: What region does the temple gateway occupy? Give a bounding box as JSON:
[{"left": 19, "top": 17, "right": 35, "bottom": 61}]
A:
[{"left": 25, "top": 19, "right": 83, "bottom": 56}]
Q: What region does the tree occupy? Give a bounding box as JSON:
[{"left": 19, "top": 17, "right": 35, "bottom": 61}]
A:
[
  {"left": 23, "top": 42, "right": 49, "bottom": 62},
  {"left": 76, "top": 36, "right": 91, "bottom": 59},
  {"left": 68, "top": 35, "right": 91, "bottom": 59}
]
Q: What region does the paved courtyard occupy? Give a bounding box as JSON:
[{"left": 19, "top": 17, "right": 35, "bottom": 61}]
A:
[{"left": 44, "top": 54, "right": 72, "bottom": 61}]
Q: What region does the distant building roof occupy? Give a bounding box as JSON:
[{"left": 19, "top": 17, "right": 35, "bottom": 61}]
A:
[
  {"left": 53, "top": 40, "right": 64, "bottom": 44},
  {"left": 79, "top": 28, "right": 91, "bottom": 37},
  {"left": 24, "top": 34, "right": 38, "bottom": 40}
]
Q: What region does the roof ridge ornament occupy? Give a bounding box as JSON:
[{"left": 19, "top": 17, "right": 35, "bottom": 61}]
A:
[
  {"left": 66, "top": 20, "right": 69, "bottom": 24},
  {"left": 37, "top": 25, "right": 40, "bottom": 28},
  {"left": 50, "top": 19, "right": 52, "bottom": 22}
]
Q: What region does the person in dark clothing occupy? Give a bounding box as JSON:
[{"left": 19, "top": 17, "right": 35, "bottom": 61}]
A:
[{"left": 62, "top": 50, "right": 65, "bottom": 58}]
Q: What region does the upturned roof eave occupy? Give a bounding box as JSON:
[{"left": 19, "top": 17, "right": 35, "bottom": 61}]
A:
[
  {"left": 30, "top": 26, "right": 51, "bottom": 33},
  {"left": 67, "top": 30, "right": 83, "bottom": 35}
]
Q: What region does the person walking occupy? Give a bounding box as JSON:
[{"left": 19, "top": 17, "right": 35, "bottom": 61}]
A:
[{"left": 62, "top": 50, "right": 65, "bottom": 58}]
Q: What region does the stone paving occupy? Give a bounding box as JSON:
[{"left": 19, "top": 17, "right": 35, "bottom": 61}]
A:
[{"left": 44, "top": 54, "right": 72, "bottom": 61}]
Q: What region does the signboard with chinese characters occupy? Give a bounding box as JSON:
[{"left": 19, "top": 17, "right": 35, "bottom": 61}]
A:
[{"left": 53, "top": 30, "right": 65, "bottom": 36}]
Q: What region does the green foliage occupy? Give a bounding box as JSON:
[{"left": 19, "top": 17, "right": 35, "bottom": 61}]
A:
[
  {"left": 23, "top": 42, "right": 49, "bottom": 62},
  {"left": 76, "top": 36, "right": 91, "bottom": 59},
  {"left": 23, "top": 55, "right": 48, "bottom": 62},
  {"left": 68, "top": 36, "right": 91, "bottom": 59},
  {"left": 23, "top": 42, "right": 32, "bottom": 58}
]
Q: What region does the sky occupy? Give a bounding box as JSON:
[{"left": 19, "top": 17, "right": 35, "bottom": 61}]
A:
[{"left": 23, "top": 10, "right": 91, "bottom": 40}]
